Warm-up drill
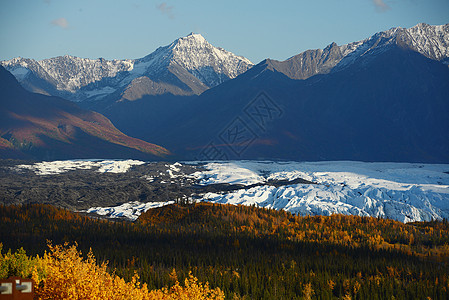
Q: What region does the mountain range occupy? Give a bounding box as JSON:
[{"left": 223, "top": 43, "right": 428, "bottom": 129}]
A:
[
  {"left": 164, "top": 23, "right": 449, "bottom": 162},
  {"left": 261, "top": 23, "right": 449, "bottom": 80},
  {"left": 1, "top": 23, "right": 448, "bottom": 162},
  {"left": 1, "top": 33, "right": 253, "bottom": 102}
]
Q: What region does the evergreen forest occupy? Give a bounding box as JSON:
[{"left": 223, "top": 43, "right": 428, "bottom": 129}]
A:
[{"left": 1, "top": 203, "right": 449, "bottom": 299}]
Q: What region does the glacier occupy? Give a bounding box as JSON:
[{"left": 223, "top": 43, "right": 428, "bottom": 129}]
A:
[
  {"left": 193, "top": 161, "right": 449, "bottom": 223},
  {"left": 15, "top": 160, "right": 449, "bottom": 222},
  {"left": 58, "top": 160, "right": 449, "bottom": 223}
]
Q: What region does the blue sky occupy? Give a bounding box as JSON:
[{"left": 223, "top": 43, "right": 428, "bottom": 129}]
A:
[{"left": 1, "top": 0, "right": 448, "bottom": 63}]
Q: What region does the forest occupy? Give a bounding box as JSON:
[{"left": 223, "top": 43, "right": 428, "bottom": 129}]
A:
[{"left": 1, "top": 203, "right": 449, "bottom": 299}]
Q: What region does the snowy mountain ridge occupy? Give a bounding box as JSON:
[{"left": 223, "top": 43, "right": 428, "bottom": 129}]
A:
[
  {"left": 263, "top": 23, "right": 449, "bottom": 80},
  {"left": 1, "top": 23, "right": 447, "bottom": 101},
  {"left": 337, "top": 23, "right": 449, "bottom": 68},
  {"left": 2, "top": 55, "right": 134, "bottom": 93},
  {"left": 1, "top": 33, "right": 253, "bottom": 101}
]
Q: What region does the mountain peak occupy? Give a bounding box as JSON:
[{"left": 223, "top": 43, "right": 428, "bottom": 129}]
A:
[
  {"left": 412, "top": 22, "right": 430, "bottom": 29},
  {"left": 257, "top": 23, "right": 449, "bottom": 82},
  {"left": 170, "top": 32, "right": 209, "bottom": 50},
  {"left": 154, "top": 33, "right": 253, "bottom": 87},
  {"left": 186, "top": 32, "right": 205, "bottom": 39},
  {"left": 1, "top": 32, "right": 253, "bottom": 100}
]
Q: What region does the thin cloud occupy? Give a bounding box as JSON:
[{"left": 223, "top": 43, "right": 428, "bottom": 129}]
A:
[
  {"left": 51, "top": 17, "right": 69, "bottom": 29},
  {"left": 372, "top": 0, "right": 390, "bottom": 12},
  {"left": 157, "top": 2, "right": 174, "bottom": 19}
]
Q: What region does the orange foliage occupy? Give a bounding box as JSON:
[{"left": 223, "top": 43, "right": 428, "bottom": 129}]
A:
[{"left": 139, "top": 203, "right": 449, "bottom": 260}]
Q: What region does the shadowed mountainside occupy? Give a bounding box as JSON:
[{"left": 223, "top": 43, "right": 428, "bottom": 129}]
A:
[{"left": 0, "top": 66, "right": 170, "bottom": 160}]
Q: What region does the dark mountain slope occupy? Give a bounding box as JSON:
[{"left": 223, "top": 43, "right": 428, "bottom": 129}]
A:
[
  {"left": 0, "top": 66, "right": 170, "bottom": 160},
  {"left": 148, "top": 45, "right": 449, "bottom": 162}
]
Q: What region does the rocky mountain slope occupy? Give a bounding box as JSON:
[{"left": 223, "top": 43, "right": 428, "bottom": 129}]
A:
[
  {"left": 0, "top": 66, "right": 170, "bottom": 160},
  {"left": 1, "top": 33, "right": 253, "bottom": 102}
]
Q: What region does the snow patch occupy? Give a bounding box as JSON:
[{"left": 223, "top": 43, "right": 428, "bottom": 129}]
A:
[
  {"left": 9, "top": 67, "right": 30, "bottom": 80},
  {"left": 85, "top": 201, "right": 175, "bottom": 221},
  {"left": 83, "top": 86, "right": 116, "bottom": 98},
  {"left": 192, "top": 162, "right": 265, "bottom": 185},
  {"left": 16, "top": 159, "right": 145, "bottom": 175}
]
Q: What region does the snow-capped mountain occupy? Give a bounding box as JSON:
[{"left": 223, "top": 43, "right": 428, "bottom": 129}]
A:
[
  {"left": 2, "top": 23, "right": 448, "bottom": 163},
  {"left": 338, "top": 23, "right": 449, "bottom": 67},
  {"left": 135, "top": 33, "right": 253, "bottom": 88},
  {"left": 2, "top": 56, "right": 133, "bottom": 93},
  {"left": 2, "top": 24, "right": 446, "bottom": 102},
  {"left": 128, "top": 23, "right": 448, "bottom": 163},
  {"left": 262, "top": 23, "right": 449, "bottom": 80},
  {"left": 1, "top": 33, "right": 253, "bottom": 101}
]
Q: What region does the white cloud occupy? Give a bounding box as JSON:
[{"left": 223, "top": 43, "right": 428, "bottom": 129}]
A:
[
  {"left": 372, "top": 0, "right": 390, "bottom": 12},
  {"left": 51, "top": 17, "right": 69, "bottom": 29},
  {"left": 157, "top": 2, "right": 174, "bottom": 19}
]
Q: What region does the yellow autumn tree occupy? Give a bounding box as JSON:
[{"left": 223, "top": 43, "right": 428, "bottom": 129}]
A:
[
  {"left": 32, "top": 243, "right": 151, "bottom": 300},
  {"left": 25, "top": 243, "right": 224, "bottom": 300},
  {"left": 149, "top": 272, "right": 225, "bottom": 300}
]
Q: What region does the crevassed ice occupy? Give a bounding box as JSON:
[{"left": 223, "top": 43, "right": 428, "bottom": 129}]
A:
[{"left": 190, "top": 161, "right": 449, "bottom": 223}]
